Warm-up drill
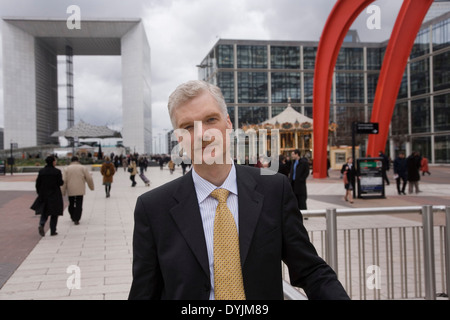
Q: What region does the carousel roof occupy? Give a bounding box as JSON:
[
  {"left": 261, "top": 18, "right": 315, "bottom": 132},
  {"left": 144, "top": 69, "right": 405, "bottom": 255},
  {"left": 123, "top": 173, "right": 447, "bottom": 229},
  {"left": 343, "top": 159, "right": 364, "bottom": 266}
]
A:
[{"left": 262, "top": 105, "right": 312, "bottom": 125}]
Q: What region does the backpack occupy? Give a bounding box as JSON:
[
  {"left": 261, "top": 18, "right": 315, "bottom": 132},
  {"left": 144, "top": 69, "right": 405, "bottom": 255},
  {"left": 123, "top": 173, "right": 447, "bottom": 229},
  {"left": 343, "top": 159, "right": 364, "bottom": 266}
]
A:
[{"left": 105, "top": 167, "right": 111, "bottom": 177}]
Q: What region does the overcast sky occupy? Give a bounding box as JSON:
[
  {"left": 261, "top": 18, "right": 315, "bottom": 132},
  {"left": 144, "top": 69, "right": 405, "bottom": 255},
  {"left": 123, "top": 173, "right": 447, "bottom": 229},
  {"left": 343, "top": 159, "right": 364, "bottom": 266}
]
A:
[{"left": 0, "top": 0, "right": 406, "bottom": 151}]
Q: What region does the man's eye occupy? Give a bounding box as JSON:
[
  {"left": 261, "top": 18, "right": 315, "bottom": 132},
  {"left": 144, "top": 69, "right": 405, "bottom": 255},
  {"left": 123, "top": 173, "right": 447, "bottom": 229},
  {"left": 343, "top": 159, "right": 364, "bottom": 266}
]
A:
[{"left": 207, "top": 118, "right": 217, "bottom": 123}]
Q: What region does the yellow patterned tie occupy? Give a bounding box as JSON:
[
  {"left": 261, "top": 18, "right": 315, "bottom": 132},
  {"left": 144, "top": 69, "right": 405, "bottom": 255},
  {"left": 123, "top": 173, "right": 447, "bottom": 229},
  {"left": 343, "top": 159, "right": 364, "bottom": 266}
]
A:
[{"left": 211, "top": 188, "right": 246, "bottom": 300}]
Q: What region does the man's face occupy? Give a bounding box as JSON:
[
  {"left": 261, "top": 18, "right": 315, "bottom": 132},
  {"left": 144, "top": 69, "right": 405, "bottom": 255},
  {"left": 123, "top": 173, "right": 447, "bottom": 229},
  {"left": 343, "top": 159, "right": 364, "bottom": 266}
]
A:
[
  {"left": 291, "top": 152, "right": 299, "bottom": 160},
  {"left": 173, "top": 91, "right": 232, "bottom": 165}
]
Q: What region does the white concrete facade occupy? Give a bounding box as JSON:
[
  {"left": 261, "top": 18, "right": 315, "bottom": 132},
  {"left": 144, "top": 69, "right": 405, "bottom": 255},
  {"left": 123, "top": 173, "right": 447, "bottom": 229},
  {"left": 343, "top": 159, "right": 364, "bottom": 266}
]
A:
[
  {"left": 2, "top": 20, "right": 38, "bottom": 147},
  {"left": 1, "top": 18, "right": 152, "bottom": 154}
]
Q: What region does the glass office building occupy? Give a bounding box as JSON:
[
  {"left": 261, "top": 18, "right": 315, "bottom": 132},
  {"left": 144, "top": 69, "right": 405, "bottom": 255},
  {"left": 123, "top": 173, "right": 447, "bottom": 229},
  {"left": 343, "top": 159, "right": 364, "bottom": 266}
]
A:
[{"left": 198, "top": 12, "right": 450, "bottom": 164}]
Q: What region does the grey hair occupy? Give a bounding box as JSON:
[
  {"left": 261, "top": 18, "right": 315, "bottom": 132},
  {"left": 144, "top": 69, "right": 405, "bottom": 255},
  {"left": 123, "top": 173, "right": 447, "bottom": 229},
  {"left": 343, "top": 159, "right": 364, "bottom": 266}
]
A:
[{"left": 167, "top": 80, "right": 228, "bottom": 128}]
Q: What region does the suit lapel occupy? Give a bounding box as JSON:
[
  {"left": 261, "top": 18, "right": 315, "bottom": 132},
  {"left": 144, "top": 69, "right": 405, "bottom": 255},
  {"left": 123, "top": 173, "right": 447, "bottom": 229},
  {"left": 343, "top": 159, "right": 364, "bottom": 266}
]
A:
[
  {"left": 235, "top": 165, "right": 264, "bottom": 265},
  {"left": 169, "top": 171, "right": 210, "bottom": 278}
]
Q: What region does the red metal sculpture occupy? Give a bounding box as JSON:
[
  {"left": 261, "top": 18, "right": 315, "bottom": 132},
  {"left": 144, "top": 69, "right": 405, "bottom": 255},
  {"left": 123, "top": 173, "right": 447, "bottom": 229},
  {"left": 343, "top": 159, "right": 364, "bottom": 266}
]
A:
[
  {"left": 312, "top": 0, "right": 375, "bottom": 178},
  {"left": 366, "top": 0, "right": 433, "bottom": 157},
  {"left": 313, "top": 0, "right": 433, "bottom": 178}
]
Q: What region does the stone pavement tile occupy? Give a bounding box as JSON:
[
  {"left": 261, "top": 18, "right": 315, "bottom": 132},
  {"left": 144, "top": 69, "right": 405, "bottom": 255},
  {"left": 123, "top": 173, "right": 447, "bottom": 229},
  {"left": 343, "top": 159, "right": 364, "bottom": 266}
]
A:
[
  {"left": 0, "top": 165, "right": 448, "bottom": 300},
  {"left": 0, "top": 165, "right": 182, "bottom": 299}
]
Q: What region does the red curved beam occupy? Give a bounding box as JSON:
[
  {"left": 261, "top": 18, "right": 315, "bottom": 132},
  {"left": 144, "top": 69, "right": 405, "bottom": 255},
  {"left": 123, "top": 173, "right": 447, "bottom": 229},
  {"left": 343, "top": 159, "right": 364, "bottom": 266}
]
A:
[
  {"left": 366, "top": 0, "right": 433, "bottom": 157},
  {"left": 312, "top": 0, "right": 375, "bottom": 179}
]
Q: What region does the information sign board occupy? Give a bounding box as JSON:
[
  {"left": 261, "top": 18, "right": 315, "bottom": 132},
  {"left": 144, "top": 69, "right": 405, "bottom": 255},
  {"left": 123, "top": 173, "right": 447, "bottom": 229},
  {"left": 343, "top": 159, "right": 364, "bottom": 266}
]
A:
[{"left": 357, "top": 157, "right": 385, "bottom": 198}]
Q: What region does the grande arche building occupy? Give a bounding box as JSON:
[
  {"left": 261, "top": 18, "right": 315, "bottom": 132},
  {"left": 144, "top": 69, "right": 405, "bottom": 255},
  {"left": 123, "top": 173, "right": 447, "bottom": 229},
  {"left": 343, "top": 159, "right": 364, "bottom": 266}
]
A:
[{"left": 1, "top": 18, "right": 152, "bottom": 155}]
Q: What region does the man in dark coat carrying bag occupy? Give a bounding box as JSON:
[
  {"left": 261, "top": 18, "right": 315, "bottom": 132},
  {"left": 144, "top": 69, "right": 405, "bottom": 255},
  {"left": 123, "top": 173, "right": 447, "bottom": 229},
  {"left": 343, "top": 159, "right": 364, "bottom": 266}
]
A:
[{"left": 33, "top": 155, "right": 64, "bottom": 236}]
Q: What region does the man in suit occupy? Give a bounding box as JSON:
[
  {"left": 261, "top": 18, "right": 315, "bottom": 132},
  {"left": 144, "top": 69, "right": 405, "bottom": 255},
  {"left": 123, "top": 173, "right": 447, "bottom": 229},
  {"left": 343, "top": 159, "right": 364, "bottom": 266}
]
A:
[
  {"left": 289, "top": 149, "right": 310, "bottom": 211},
  {"left": 128, "top": 80, "right": 349, "bottom": 300}
]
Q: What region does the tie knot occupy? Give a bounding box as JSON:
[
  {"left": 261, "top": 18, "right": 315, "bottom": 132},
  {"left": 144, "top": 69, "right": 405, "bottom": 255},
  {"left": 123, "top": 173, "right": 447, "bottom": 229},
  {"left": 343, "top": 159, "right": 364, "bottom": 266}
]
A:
[{"left": 210, "top": 188, "right": 230, "bottom": 203}]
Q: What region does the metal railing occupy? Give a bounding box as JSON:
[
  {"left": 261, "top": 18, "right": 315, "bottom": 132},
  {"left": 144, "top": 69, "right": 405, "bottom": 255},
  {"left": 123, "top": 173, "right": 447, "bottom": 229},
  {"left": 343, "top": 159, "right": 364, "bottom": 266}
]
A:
[{"left": 282, "top": 205, "right": 450, "bottom": 300}]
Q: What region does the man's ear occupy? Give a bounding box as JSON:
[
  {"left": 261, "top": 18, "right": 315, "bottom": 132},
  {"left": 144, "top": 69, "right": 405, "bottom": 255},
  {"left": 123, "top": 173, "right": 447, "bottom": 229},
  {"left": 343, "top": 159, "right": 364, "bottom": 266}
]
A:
[{"left": 226, "top": 114, "right": 233, "bottom": 130}]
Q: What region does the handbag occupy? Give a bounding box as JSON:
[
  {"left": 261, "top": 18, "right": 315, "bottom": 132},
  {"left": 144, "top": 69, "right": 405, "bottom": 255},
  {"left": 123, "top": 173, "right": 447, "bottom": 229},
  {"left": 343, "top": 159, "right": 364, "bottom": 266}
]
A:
[
  {"left": 128, "top": 166, "right": 133, "bottom": 173},
  {"left": 30, "top": 196, "right": 45, "bottom": 215}
]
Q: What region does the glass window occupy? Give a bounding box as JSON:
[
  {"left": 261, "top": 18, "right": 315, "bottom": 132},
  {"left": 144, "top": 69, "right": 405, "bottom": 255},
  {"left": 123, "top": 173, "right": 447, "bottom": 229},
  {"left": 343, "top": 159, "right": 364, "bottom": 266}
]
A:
[
  {"left": 335, "top": 72, "right": 364, "bottom": 103},
  {"left": 237, "top": 72, "right": 268, "bottom": 103},
  {"left": 227, "top": 106, "right": 235, "bottom": 128},
  {"left": 304, "top": 72, "right": 314, "bottom": 103},
  {"left": 304, "top": 106, "right": 312, "bottom": 118},
  {"left": 217, "top": 45, "right": 234, "bottom": 68},
  {"left": 217, "top": 72, "right": 234, "bottom": 103},
  {"left": 410, "top": 58, "right": 429, "bottom": 96},
  {"left": 412, "top": 136, "right": 431, "bottom": 160},
  {"left": 237, "top": 106, "right": 268, "bottom": 127},
  {"left": 391, "top": 102, "right": 408, "bottom": 136},
  {"left": 411, "top": 98, "right": 430, "bottom": 134},
  {"left": 336, "top": 47, "right": 363, "bottom": 70},
  {"left": 411, "top": 28, "right": 429, "bottom": 59},
  {"left": 433, "top": 51, "right": 450, "bottom": 92},
  {"left": 335, "top": 105, "right": 366, "bottom": 146},
  {"left": 271, "top": 72, "right": 301, "bottom": 103},
  {"left": 367, "top": 72, "right": 379, "bottom": 103},
  {"left": 432, "top": 19, "right": 450, "bottom": 51},
  {"left": 434, "top": 93, "right": 450, "bottom": 132},
  {"left": 366, "top": 47, "right": 383, "bottom": 70},
  {"left": 270, "top": 46, "right": 300, "bottom": 69},
  {"left": 237, "top": 45, "right": 267, "bottom": 69},
  {"left": 397, "top": 71, "right": 408, "bottom": 99},
  {"left": 435, "top": 135, "right": 450, "bottom": 164},
  {"left": 303, "top": 47, "right": 317, "bottom": 70}
]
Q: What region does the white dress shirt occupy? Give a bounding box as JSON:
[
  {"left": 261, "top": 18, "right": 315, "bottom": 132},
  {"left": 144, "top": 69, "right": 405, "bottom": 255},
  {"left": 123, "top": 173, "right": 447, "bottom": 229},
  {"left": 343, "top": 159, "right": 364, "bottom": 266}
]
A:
[{"left": 191, "top": 163, "right": 239, "bottom": 300}]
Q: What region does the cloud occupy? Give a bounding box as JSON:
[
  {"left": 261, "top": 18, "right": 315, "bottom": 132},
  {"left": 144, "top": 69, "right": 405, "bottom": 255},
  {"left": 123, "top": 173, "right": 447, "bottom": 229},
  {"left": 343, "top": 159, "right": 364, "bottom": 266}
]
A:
[{"left": 0, "top": 0, "right": 411, "bottom": 152}]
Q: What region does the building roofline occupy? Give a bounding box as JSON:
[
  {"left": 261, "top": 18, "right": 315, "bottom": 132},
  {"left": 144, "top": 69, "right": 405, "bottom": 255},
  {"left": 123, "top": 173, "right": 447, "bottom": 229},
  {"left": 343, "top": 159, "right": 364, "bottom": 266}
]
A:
[{"left": 1, "top": 16, "right": 141, "bottom": 22}]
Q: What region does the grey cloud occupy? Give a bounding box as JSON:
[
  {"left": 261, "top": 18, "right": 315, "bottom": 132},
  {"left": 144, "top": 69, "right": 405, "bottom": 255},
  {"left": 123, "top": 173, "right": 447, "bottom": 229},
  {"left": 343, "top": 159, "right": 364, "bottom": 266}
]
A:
[{"left": 0, "top": 0, "right": 408, "bottom": 145}]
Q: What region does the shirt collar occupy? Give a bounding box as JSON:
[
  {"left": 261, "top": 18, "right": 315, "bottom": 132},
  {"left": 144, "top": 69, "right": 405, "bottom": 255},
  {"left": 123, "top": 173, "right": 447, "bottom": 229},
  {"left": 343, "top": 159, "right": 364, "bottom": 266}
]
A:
[{"left": 192, "top": 163, "right": 238, "bottom": 204}]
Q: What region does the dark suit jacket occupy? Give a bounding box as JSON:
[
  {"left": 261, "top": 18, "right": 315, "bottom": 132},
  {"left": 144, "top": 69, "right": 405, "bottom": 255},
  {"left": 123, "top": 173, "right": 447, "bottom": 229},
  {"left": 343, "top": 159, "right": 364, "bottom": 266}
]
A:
[
  {"left": 128, "top": 164, "right": 349, "bottom": 300},
  {"left": 288, "top": 158, "right": 310, "bottom": 195}
]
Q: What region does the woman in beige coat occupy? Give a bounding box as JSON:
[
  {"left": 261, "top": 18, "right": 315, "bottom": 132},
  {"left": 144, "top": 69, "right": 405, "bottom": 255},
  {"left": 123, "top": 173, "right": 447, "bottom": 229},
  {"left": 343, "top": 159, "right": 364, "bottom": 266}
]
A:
[
  {"left": 62, "top": 156, "right": 95, "bottom": 224},
  {"left": 128, "top": 157, "right": 138, "bottom": 187}
]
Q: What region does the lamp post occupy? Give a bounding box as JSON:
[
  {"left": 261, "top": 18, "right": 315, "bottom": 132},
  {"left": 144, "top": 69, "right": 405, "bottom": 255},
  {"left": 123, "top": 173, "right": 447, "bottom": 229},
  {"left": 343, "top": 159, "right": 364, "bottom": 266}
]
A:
[
  {"left": 163, "top": 129, "right": 169, "bottom": 154},
  {"left": 9, "top": 140, "right": 17, "bottom": 175}
]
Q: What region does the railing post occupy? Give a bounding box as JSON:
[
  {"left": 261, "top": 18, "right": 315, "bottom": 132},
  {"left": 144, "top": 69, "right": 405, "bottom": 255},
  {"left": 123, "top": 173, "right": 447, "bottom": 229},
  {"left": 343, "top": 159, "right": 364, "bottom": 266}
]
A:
[
  {"left": 445, "top": 206, "right": 450, "bottom": 300},
  {"left": 422, "top": 205, "right": 436, "bottom": 300},
  {"left": 326, "top": 208, "right": 338, "bottom": 276}
]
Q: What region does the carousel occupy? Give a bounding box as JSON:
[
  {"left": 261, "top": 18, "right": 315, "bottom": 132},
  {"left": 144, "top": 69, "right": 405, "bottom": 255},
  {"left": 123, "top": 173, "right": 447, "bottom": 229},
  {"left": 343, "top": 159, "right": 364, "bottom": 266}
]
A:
[{"left": 240, "top": 103, "right": 337, "bottom": 158}]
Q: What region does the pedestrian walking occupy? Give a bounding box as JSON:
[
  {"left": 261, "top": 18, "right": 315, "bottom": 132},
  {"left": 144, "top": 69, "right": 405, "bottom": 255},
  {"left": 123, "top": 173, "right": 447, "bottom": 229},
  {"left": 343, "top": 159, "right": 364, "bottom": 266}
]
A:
[
  {"left": 420, "top": 156, "right": 431, "bottom": 176},
  {"left": 168, "top": 159, "right": 175, "bottom": 174},
  {"left": 138, "top": 156, "right": 146, "bottom": 175},
  {"left": 378, "top": 151, "right": 390, "bottom": 186},
  {"left": 393, "top": 151, "right": 408, "bottom": 195},
  {"left": 128, "top": 157, "right": 138, "bottom": 187},
  {"left": 33, "top": 155, "right": 64, "bottom": 236},
  {"left": 122, "top": 156, "right": 129, "bottom": 172},
  {"left": 101, "top": 156, "right": 115, "bottom": 198},
  {"left": 407, "top": 151, "right": 421, "bottom": 194},
  {"left": 137, "top": 157, "right": 151, "bottom": 186},
  {"left": 113, "top": 155, "right": 121, "bottom": 172},
  {"left": 61, "top": 156, "right": 95, "bottom": 225},
  {"left": 341, "top": 157, "right": 355, "bottom": 203},
  {"left": 342, "top": 165, "right": 354, "bottom": 203}
]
